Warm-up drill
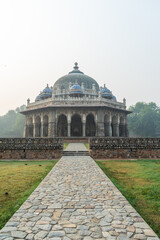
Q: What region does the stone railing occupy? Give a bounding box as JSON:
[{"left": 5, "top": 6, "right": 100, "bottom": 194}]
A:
[
  {"left": 0, "top": 138, "right": 63, "bottom": 159},
  {"left": 89, "top": 137, "right": 160, "bottom": 159},
  {"left": 26, "top": 97, "right": 126, "bottom": 111}
]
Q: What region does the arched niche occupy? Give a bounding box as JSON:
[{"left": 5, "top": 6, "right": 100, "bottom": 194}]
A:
[
  {"left": 43, "top": 115, "right": 49, "bottom": 137},
  {"left": 57, "top": 114, "right": 67, "bottom": 137},
  {"left": 86, "top": 113, "right": 96, "bottom": 137},
  {"left": 104, "top": 114, "right": 110, "bottom": 137},
  {"left": 35, "top": 116, "right": 41, "bottom": 137},
  {"left": 111, "top": 115, "right": 118, "bottom": 137},
  {"left": 119, "top": 116, "right": 125, "bottom": 137},
  {"left": 71, "top": 114, "right": 82, "bottom": 137},
  {"left": 26, "top": 117, "right": 33, "bottom": 137}
]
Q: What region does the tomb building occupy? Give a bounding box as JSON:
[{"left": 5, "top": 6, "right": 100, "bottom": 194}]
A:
[{"left": 22, "top": 63, "right": 131, "bottom": 137}]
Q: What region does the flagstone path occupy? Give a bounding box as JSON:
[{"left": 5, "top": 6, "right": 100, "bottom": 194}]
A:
[{"left": 0, "top": 143, "right": 159, "bottom": 240}]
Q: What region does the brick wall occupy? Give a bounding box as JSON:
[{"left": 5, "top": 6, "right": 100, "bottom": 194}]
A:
[
  {"left": 0, "top": 138, "right": 63, "bottom": 159},
  {"left": 89, "top": 138, "right": 160, "bottom": 159}
]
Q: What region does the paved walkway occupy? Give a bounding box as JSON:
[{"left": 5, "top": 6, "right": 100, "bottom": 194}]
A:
[
  {"left": 0, "top": 144, "right": 159, "bottom": 240},
  {"left": 64, "top": 143, "right": 87, "bottom": 152}
]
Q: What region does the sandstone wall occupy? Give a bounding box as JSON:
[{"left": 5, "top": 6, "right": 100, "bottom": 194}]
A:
[
  {"left": 89, "top": 138, "right": 160, "bottom": 159},
  {"left": 0, "top": 138, "right": 63, "bottom": 159}
]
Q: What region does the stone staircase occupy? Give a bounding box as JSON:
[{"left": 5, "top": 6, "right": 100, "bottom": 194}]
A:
[
  {"left": 63, "top": 150, "right": 89, "bottom": 156},
  {"left": 63, "top": 142, "right": 89, "bottom": 156}
]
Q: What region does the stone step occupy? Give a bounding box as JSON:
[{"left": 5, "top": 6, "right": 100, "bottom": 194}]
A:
[{"left": 63, "top": 151, "right": 89, "bottom": 156}]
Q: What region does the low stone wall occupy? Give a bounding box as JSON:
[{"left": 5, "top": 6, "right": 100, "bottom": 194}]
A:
[
  {"left": 89, "top": 138, "right": 160, "bottom": 159},
  {"left": 0, "top": 138, "right": 63, "bottom": 159},
  {"left": 63, "top": 137, "right": 89, "bottom": 143}
]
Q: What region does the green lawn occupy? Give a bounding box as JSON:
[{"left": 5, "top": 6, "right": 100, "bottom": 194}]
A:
[
  {"left": 0, "top": 160, "right": 57, "bottom": 229},
  {"left": 63, "top": 143, "right": 69, "bottom": 150},
  {"left": 96, "top": 159, "right": 160, "bottom": 238},
  {"left": 84, "top": 142, "right": 89, "bottom": 149}
]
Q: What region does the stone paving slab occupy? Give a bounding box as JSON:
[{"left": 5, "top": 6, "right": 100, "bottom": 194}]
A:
[
  {"left": 64, "top": 143, "right": 87, "bottom": 152},
  {"left": 0, "top": 154, "right": 159, "bottom": 239}
]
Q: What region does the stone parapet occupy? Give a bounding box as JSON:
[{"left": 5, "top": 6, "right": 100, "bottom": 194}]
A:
[
  {"left": 89, "top": 137, "right": 160, "bottom": 159},
  {"left": 24, "top": 97, "right": 126, "bottom": 111},
  {"left": 0, "top": 138, "right": 63, "bottom": 159}
]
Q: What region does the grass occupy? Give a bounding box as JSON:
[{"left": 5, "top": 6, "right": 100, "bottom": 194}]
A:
[
  {"left": 63, "top": 143, "right": 69, "bottom": 150},
  {"left": 84, "top": 143, "right": 89, "bottom": 150},
  {"left": 96, "top": 159, "right": 160, "bottom": 238},
  {"left": 0, "top": 160, "right": 57, "bottom": 229}
]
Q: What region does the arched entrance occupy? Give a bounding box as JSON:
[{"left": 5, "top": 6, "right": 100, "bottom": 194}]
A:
[
  {"left": 86, "top": 114, "right": 96, "bottom": 136},
  {"left": 43, "top": 115, "right": 48, "bottom": 137},
  {"left": 26, "top": 117, "right": 33, "bottom": 137},
  {"left": 119, "top": 117, "right": 125, "bottom": 137},
  {"left": 57, "top": 114, "right": 67, "bottom": 137},
  {"left": 112, "top": 115, "right": 118, "bottom": 137},
  {"left": 104, "top": 114, "right": 110, "bottom": 137},
  {"left": 35, "top": 116, "right": 41, "bottom": 137},
  {"left": 71, "top": 114, "right": 82, "bottom": 136}
]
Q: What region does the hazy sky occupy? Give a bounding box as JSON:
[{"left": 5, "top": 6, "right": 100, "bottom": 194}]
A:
[{"left": 0, "top": 0, "right": 160, "bottom": 115}]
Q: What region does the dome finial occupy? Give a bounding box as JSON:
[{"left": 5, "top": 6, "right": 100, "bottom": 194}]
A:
[{"left": 74, "top": 62, "right": 79, "bottom": 70}]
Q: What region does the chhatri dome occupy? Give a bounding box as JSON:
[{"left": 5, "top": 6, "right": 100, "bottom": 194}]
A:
[
  {"left": 69, "top": 83, "right": 84, "bottom": 97},
  {"left": 53, "top": 62, "right": 99, "bottom": 91},
  {"left": 22, "top": 62, "right": 131, "bottom": 138},
  {"left": 35, "top": 63, "right": 117, "bottom": 101}
]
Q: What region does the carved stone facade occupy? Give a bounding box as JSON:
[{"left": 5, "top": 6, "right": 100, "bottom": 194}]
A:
[{"left": 22, "top": 63, "right": 131, "bottom": 137}]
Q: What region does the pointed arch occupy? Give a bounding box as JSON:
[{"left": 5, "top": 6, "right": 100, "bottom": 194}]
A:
[
  {"left": 119, "top": 116, "right": 125, "bottom": 137},
  {"left": 43, "top": 115, "right": 49, "bottom": 137},
  {"left": 35, "top": 116, "right": 41, "bottom": 137},
  {"left": 71, "top": 114, "right": 82, "bottom": 136},
  {"left": 111, "top": 115, "right": 118, "bottom": 137},
  {"left": 86, "top": 113, "right": 96, "bottom": 136},
  {"left": 57, "top": 114, "right": 67, "bottom": 137},
  {"left": 26, "top": 117, "right": 33, "bottom": 137},
  {"left": 104, "top": 114, "right": 110, "bottom": 136}
]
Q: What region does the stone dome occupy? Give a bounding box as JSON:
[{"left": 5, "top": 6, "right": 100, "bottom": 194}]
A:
[
  {"left": 70, "top": 84, "right": 84, "bottom": 96},
  {"left": 100, "top": 85, "right": 116, "bottom": 100},
  {"left": 35, "top": 93, "right": 42, "bottom": 102},
  {"left": 112, "top": 95, "right": 117, "bottom": 101},
  {"left": 41, "top": 84, "right": 52, "bottom": 99},
  {"left": 53, "top": 63, "right": 99, "bottom": 91}
]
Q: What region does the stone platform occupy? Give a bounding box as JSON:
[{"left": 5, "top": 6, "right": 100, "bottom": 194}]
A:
[{"left": 0, "top": 143, "right": 159, "bottom": 239}]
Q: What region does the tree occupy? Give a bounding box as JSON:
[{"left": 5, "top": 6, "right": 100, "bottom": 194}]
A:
[
  {"left": 0, "top": 105, "right": 26, "bottom": 137},
  {"left": 128, "top": 102, "right": 160, "bottom": 137}
]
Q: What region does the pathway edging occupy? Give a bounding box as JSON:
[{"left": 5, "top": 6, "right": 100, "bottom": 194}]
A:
[{"left": 0, "top": 143, "right": 159, "bottom": 240}]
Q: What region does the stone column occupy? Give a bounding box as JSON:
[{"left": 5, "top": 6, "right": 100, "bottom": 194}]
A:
[
  {"left": 108, "top": 121, "right": 112, "bottom": 137},
  {"left": 124, "top": 117, "right": 129, "bottom": 137},
  {"left": 97, "top": 122, "right": 105, "bottom": 136},
  {"left": 23, "top": 118, "right": 27, "bottom": 137},
  {"left": 41, "top": 114, "right": 43, "bottom": 137},
  {"left": 48, "top": 110, "right": 56, "bottom": 137},
  {"left": 97, "top": 111, "right": 105, "bottom": 137},
  {"left": 115, "top": 115, "right": 120, "bottom": 137},
  {"left": 24, "top": 125, "right": 27, "bottom": 137},
  {"left": 115, "top": 123, "right": 119, "bottom": 137},
  {"left": 82, "top": 123, "right": 86, "bottom": 137},
  {"left": 82, "top": 114, "right": 86, "bottom": 137},
  {"left": 67, "top": 114, "right": 71, "bottom": 137},
  {"left": 68, "top": 123, "right": 71, "bottom": 137},
  {"left": 95, "top": 114, "right": 98, "bottom": 137},
  {"left": 33, "top": 116, "right": 36, "bottom": 137}
]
